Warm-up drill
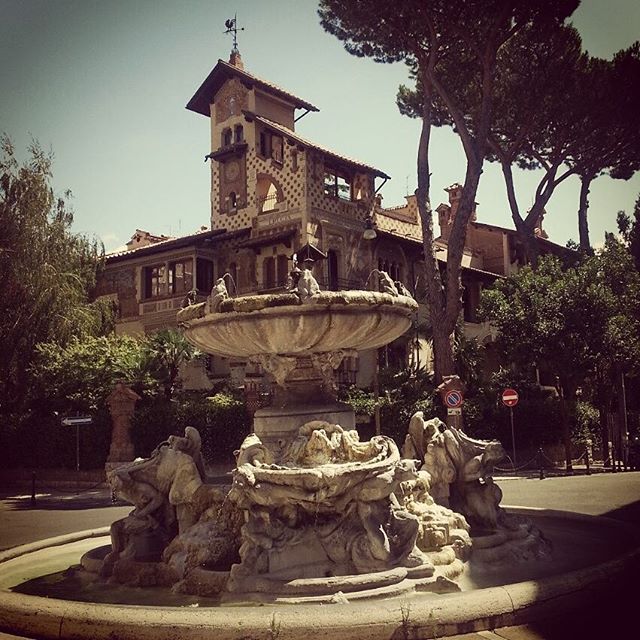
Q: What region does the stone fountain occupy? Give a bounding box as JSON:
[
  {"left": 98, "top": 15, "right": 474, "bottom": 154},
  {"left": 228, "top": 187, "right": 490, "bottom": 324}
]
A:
[
  {"left": 1, "top": 265, "right": 639, "bottom": 639},
  {"left": 178, "top": 267, "right": 419, "bottom": 451}
]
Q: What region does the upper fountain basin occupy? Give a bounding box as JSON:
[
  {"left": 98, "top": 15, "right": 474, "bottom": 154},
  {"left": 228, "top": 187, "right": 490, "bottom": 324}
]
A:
[{"left": 177, "top": 290, "right": 418, "bottom": 358}]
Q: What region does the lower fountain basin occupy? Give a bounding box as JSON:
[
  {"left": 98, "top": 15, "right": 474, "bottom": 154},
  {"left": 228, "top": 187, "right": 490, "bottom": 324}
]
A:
[{"left": 1, "top": 509, "right": 638, "bottom": 640}]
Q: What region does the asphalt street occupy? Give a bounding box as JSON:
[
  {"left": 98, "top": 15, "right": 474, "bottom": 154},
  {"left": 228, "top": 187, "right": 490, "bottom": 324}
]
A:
[
  {"left": 1, "top": 471, "right": 639, "bottom": 551},
  {"left": 498, "top": 470, "right": 640, "bottom": 524},
  {"left": 0, "top": 490, "right": 129, "bottom": 552}
]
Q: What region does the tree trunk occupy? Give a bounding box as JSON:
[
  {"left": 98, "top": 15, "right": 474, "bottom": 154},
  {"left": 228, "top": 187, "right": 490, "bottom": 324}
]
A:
[
  {"left": 598, "top": 403, "right": 611, "bottom": 466},
  {"left": 556, "top": 377, "right": 573, "bottom": 473},
  {"left": 414, "top": 67, "right": 457, "bottom": 385},
  {"left": 616, "top": 368, "right": 628, "bottom": 469},
  {"left": 432, "top": 325, "right": 456, "bottom": 385},
  {"left": 578, "top": 174, "right": 593, "bottom": 253}
]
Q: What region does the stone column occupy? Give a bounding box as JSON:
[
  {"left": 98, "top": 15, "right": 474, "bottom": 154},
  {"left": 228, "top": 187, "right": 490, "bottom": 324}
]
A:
[{"left": 105, "top": 382, "right": 141, "bottom": 471}]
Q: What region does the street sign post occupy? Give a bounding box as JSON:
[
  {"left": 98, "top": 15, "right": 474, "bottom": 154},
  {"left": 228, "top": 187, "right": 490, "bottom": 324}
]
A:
[
  {"left": 501, "top": 389, "right": 519, "bottom": 408},
  {"left": 501, "top": 389, "right": 519, "bottom": 465},
  {"left": 61, "top": 416, "right": 93, "bottom": 474},
  {"left": 61, "top": 417, "right": 93, "bottom": 426},
  {"left": 444, "top": 390, "right": 464, "bottom": 428}
]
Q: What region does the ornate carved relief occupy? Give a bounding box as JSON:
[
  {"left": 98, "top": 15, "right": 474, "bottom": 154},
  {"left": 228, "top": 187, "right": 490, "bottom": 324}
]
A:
[{"left": 215, "top": 78, "right": 248, "bottom": 123}]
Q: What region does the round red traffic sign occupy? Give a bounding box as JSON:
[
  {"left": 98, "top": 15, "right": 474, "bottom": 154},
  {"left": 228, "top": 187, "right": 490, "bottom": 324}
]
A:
[
  {"left": 502, "top": 388, "right": 519, "bottom": 407},
  {"left": 444, "top": 389, "right": 463, "bottom": 408}
]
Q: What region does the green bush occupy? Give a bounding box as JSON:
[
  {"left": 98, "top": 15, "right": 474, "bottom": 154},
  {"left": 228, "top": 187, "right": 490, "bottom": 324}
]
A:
[
  {"left": 463, "top": 368, "right": 563, "bottom": 450},
  {"left": 339, "top": 386, "right": 377, "bottom": 418},
  {"left": 131, "top": 391, "right": 251, "bottom": 465},
  {"left": 340, "top": 367, "right": 436, "bottom": 447},
  {"left": 573, "top": 400, "right": 600, "bottom": 447}
]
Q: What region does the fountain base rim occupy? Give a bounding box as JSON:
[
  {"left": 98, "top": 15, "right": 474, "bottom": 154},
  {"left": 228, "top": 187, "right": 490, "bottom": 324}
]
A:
[{"left": 1, "top": 509, "right": 639, "bottom": 639}]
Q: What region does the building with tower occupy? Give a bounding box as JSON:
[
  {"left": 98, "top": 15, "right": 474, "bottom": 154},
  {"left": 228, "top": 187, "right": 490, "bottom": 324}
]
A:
[{"left": 96, "top": 47, "right": 562, "bottom": 393}]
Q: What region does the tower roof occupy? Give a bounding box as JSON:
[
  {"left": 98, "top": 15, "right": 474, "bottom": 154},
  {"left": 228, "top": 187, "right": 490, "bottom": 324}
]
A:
[
  {"left": 250, "top": 114, "right": 390, "bottom": 179},
  {"left": 186, "top": 59, "right": 319, "bottom": 117}
]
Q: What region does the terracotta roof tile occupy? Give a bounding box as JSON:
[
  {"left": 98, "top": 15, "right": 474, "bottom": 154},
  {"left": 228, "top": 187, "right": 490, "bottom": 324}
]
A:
[
  {"left": 187, "top": 59, "right": 318, "bottom": 117},
  {"left": 252, "top": 114, "right": 390, "bottom": 179}
]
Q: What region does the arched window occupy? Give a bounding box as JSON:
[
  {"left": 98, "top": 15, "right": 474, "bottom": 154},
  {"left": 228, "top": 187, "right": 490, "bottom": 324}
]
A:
[
  {"left": 234, "top": 124, "right": 244, "bottom": 143},
  {"left": 222, "top": 128, "right": 232, "bottom": 147},
  {"left": 327, "top": 250, "right": 339, "bottom": 291},
  {"left": 256, "top": 174, "right": 282, "bottom": 212}
]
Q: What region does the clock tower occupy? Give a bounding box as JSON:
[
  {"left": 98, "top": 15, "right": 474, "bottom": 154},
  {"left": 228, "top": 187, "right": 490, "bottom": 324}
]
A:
[{"left": 186, "top": 47, "right": 318, "bottom": 233}]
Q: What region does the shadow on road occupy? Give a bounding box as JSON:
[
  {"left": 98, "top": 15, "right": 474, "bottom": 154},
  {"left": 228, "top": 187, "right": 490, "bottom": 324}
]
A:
[
  {"left": 603, "top": 499, "right": 640, "bottom": 526},
  {"left": 1, "top": 491, "right": 126, "bottom": 512}
]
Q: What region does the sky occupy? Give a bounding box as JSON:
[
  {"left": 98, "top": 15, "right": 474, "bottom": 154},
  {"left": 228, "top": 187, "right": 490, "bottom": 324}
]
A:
[{"left": 1, "top": 0, "right": 639, "bottom": 253}]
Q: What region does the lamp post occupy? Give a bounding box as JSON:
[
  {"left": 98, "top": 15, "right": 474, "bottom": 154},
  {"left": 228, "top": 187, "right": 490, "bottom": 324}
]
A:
[{"left": 363, "top": 214, "right": 377, "bottom": 241}]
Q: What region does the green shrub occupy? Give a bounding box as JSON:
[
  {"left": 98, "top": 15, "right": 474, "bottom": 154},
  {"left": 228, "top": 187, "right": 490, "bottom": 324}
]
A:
[
  {"left": 573, "top": 400, "right": 600, "bottom": 447},
  {"left": 338, "top": 367, "right": 436, "bottom": 447},
  {"left": 463, "top": 368, "right": 563, "bottom": 449},
  {"left": 339, "top": 386, "right": 376, "bottom": 418},
  {"left": 131, "top": 391, "right": 251, "bottom": 465}
]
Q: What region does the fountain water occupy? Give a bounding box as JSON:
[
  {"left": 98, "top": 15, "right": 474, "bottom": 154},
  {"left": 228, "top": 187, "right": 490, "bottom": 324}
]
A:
[{"left": 1, "top": 269, "right": 639, "bottom": 639}]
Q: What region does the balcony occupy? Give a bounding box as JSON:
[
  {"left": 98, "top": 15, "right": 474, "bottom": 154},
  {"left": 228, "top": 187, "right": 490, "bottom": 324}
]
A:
[{"left": 257, "top": 193, "right": 287, "bottom": 213}]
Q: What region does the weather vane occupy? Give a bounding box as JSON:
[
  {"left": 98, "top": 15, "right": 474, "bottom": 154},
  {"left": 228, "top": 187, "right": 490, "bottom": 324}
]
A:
[{"left": 224, "top": 14, "right": 244, "bottom": 51}]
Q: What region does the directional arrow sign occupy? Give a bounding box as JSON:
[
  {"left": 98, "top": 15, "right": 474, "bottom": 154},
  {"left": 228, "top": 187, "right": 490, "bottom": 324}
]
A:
[
  {"left": 61, "top": 416, "right": 93, "bottom": 426},
  {"left": 501, "top": 388, "right": 519, "bottom": 408}
]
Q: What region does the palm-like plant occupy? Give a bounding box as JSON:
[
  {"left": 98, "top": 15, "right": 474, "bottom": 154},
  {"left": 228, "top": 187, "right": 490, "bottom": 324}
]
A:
[{"left": 143, "top": 329, "right": 197, "bottom": 400}]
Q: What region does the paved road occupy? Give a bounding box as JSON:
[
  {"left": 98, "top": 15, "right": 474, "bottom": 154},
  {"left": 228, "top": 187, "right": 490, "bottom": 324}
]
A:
[
  {"left": 498, "top": 471, "right": 640, "bottom": 524},
  {"left": 3, "top": 472, "right": 639, "bottom": 551},
  {"left": 0, "top": 489, "right": 129, "bottom": 552}
]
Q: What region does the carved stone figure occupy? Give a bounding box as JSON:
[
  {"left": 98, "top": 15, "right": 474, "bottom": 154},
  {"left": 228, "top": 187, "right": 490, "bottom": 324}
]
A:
[
  {"left": 377, "top": 270, "right": 399, "bottom": 296},
  {"left": 395, "top": 281, "right": 413, "bottom": 298},
  {"left": 286, "top": 265, "right": 302, "bottom": 291},
  {"left": 250, "top": 353, "right": 297, "bottom": 388},
  {"left": 180, "top": 289, "right": 198, "bottom": 308},
  {"left": 396, "top": 469, "right": 470, "bottom": 556},
  {"left": 404, "top": 412, "right": 506, "bottom": 531},
  {"left": 309, "top": 350, "right": 352, "bottom": 392},
  {"left": 102, "top": 427, "right": 242, "bottom": 590},
  {"left": 296, "top": 267, "right": 320, "bottom": 301},
  {"left": 207, "top": 277, "right": 228, "bottom": 313}
]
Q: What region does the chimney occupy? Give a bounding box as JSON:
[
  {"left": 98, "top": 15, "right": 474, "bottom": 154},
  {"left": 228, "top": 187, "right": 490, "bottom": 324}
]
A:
[
  {"left": 445, "top": 183, "right": 463, "bottom": 219},
  {"left": 229, "top": 48, "right": 244, "bottom": 70},
  {"left": 445, "top": 183, "right": 478, "bottom": 222}
]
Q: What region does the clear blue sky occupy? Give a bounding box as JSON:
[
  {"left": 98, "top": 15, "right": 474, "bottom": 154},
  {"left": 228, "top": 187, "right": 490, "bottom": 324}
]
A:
[{"left": 1, "top": 0, "right": 639, "bottom": 252}]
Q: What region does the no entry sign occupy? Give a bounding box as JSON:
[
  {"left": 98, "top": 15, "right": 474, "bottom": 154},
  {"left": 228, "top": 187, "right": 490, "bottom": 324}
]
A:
[
  {"left": 444, "top": 389, "right": 463, "bottom": 408},
  {"left": 502, "top": 388, "right": 519, "bottom": 407}
]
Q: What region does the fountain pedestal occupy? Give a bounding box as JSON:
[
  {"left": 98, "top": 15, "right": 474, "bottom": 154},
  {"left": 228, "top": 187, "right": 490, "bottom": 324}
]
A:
[
  {"left": 253, "top": 403, "right": 355, "bottom": 452},
  {"left": 251, "top": 352, "right": 355, "bottom": 451},
  {"left": 178, "top": 289, "right": 418, "bottom": 450}
]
